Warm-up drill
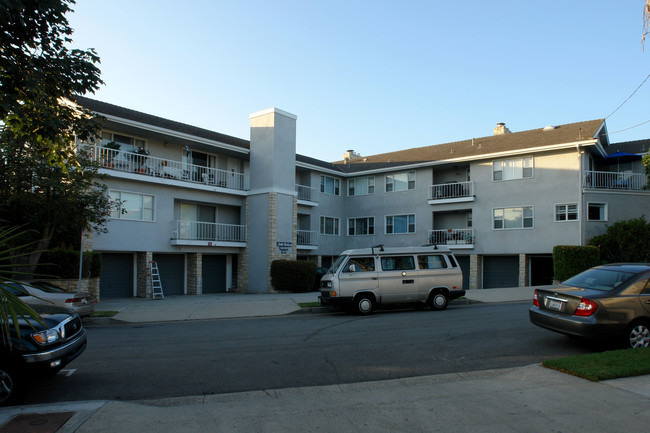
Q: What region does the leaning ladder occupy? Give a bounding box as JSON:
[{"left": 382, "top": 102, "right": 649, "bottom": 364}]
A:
[{"left": 149, "top": 260, "right": 164, "bottom": 300}]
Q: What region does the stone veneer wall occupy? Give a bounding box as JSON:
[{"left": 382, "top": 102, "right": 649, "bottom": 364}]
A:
[
  {"left": 267, "top": 193, "right": 297, "bottom": 293},
  {"left": 237, "top": 199, "right": 251, "bottom": 293},
  {"left": 39, "top": 277, "right": 101, "bottom": 299},
  {"left": 136, "top": 251, "right": 153, "bottom": 298},
  {"left": 469, "top": 254, "right": 483, "bottom": 290},
  {"left": 186, "top": 253, "right": 202, "bottom": 295}
]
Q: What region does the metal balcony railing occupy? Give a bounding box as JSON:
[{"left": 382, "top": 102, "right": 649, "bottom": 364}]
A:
[
  {"left": 83, "top": 144, "right": 250, "bottom": 191},
  {"left": 296, "top": 184, "right": 319, "bottom": 203},
  {"left": 173, "top": 220, "right": 247, "bottom": 242},
  {"left": 428, "top": 229, "right": 475, "bottom": 247},
  {"left": 297, "top": 230, "right": 318, "bottom": 246},
  {"left": 429, "top": 181, "right": 474, "bottom": 201},
  {"left": 584, "top": 170, "right": 647, "bottom": 191}
]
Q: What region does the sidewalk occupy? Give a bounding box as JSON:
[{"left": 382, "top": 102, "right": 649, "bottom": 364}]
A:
[{"left": 2, "top": 286, "right": 649, "bottom": 433}]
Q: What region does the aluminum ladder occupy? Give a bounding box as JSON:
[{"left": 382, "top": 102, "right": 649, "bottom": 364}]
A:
[{"left": 149, "top": 260, "right": 164, "bottom": 299}]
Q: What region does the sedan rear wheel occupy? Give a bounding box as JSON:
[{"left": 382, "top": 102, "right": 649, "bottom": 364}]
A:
[{"left": 627, "top": 321, "right": 650, "bottom": 348}]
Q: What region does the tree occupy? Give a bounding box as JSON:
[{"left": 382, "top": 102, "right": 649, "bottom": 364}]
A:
[
  {"left": 0, "top": 0, "right": 103, "bottom": 171},
  {"left": 645, "top": 1, "right": 650, "bottom": 49}
]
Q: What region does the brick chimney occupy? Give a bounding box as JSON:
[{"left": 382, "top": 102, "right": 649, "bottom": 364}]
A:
[{"left": 493, "top": 122, "right": 511, "bottom": 136}]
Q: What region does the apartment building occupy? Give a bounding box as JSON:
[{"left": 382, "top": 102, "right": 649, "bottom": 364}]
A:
[{"left": 76, "top": 97, "right": 650, "bottom": 298}]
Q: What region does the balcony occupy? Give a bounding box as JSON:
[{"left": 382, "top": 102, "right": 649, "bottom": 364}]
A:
[
  {"left": 584, "top": 170, "right": 647, "bottom": 191},
  {"left": 84, "top": 145, "right": 250, "bottom": 191},
  {"left": 428, "top": 181, "right": 475, "bottom": 204},
  {"left": 170, "top": 220, "right": 247, "bottom": 247},
  {"left": 428, "top": 229, "right": 475, "bottom": 249},
  {"left": 296, "top": 184, "right": 319, "bottom": 205},
  {"left": 297, "top": 230, "right": 318, "bottom": 249}
]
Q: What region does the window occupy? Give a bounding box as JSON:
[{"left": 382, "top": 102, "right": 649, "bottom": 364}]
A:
[
  {"left": 101, "top": 132, "right": 145, "bottom": 152},
  {"left": 320, "top": 175, "right": 340, "bottom": 196},
  {"left": 348, "top": 176, "right": 375, "bottom": 196},
  {"left": 493, "top": 206, "right": 533, "bottom": 229},
  {"left": 386, "top": 171, "right": 415, "bottom": 192},
  {"left": 418, "top": 255, "right": 448, "bottom": 269},
  {"left": 493, "top": 157, "right": 533, "bottom": 181},
  {"left": 348, "top": 217, "right": 375, "bottom": 236},
  {"left": 381, "top": 256, "right": 416, "bottom": 271},
  {"left": 343, "top": 257, "right": 375, "bottom": 272},
  {"left": 555, "top": 204, "right": 578, "bottom": 222},
  {"left": 588, "top": 203, "right": 607, "bottom": 221},
  {"left": 386, "top": 214, "right": 416, "bottom": 234},
  {"left": 109, "top": 190, "right": 154, "bottom": 221},
  {"left": 320, "top": 216, "right": 340, "bottom": 235}
]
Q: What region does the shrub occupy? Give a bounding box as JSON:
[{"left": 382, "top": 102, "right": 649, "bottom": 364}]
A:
[
  {"left": 553, "top": 245, "right": 600, "bottom": 281},
  {"left": 588, "top": 216, "right": 650, "bottom": 264},
  {"left": 38, "top": 248, "right": 101, "bottom": 279},
  {"left": 271, "top": 260, "right": 317, "bottom": 292}
]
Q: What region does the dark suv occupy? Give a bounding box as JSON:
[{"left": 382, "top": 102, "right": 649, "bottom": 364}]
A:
[{"left": 0, "top": 304, "right": 87, "bottom": 406}]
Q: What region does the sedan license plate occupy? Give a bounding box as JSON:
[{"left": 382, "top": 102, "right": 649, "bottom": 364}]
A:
[{"left": 548, "top": 299, "right": 563, "bottom": 311}]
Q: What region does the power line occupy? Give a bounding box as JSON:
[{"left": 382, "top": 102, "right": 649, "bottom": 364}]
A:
[
  {"left": 605, "top": 72, "right": 650, "bottom": 119},
  {"left": 607, "top": 118, "right": 650, "bottom": 135}
]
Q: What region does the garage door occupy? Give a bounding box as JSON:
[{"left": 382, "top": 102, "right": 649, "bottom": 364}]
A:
[
  {"left": 202, "top": 255, "right": 227, "bottom": 293},
  {"left": 483, "top": 256, "right": 519, "bottom": 289},
  {"left": 153, "top": 254, "right": 185, "bottom": 296},
  {"left": 100, "top": 253, "right": 134, "bottom": 299},
  {"left": 455, "top": 255, "right": 470, "bottom": 291}
]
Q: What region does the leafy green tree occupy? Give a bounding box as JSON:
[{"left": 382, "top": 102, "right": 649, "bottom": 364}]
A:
[
  {"left": 589, "top": 217, "right": 650, "bottom": 263},
  {"left": 0, "top": 0, "right": 103, "bottom": 171}
]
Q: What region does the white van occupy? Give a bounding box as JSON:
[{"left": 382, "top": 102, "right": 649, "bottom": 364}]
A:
[{"left": 319, "top": 245, "right": 464, "bottom": 315}]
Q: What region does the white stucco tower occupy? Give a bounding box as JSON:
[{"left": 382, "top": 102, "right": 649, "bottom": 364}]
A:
[{"left": 245, "top": 108, "right": 298, "bottom": 293}]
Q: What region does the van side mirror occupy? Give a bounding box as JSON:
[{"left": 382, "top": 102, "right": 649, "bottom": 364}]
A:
[{"left": 347, "top": 264, "right": 357, "bottom": 273}]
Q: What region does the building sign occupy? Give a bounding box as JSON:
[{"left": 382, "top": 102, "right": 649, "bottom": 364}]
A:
[{"left": 276, "top": 241, "right": 292, "bottom": 254}]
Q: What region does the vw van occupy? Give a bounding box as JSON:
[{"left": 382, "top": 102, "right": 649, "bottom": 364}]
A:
[{"left": 319, "top": 245, "right": 464, "bottom": 314}]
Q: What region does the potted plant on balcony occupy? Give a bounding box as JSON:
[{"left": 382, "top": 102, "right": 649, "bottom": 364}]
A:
[
  {"left": 134, "top": 146, "right": 149, "bottom": 174},
  {"left": 101, "top": 141, "right": 120, "bottom": 168}
]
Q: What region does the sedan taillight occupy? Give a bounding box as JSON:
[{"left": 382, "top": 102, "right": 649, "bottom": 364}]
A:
[
  {"left": 533, "top": 290, "right": 539, "bottom": 307},
  {"left": 573, "top": 298, "right": 598, "bottom": 316}
]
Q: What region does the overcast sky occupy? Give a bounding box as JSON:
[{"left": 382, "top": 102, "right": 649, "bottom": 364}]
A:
[{"left": 68, "top": 1, "right": 650, "bottom": 161}]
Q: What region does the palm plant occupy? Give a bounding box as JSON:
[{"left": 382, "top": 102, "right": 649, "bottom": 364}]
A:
[{"left": 0, "top": 226, "right": 44, "bottom": 349}]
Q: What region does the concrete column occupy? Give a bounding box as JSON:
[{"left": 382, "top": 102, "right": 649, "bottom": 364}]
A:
[
  {"left": 519, "top": 253, "right": 529, "bottom": 287},
  {"left": 469, "top": 254, "right": 482, "bottom": 290},
  {"left": 187, "top": 253, "right": 202, "bottom": 295},
  {"left": 246, "top": 107, "right": 298, "bottom": 293},
  {"left": 136, "top": 251, "right": 153, "bottom": 298}
]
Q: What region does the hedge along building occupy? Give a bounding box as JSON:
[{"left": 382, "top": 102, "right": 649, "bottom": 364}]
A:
[{"left": 76, "top": 97, "right": 650, "bottom": 298}]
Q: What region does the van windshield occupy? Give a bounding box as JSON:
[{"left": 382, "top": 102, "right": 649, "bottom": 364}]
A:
[{"left": 329, "top": 255, "right": 347, "bottom": 273}]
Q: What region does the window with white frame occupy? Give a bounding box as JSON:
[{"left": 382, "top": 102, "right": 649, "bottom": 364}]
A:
[
  {"left": 386, "top": 171, "right": 415, "bottom": 192},
  {"left": 493, "top": 156, "right": 533, "bottom": 181},
  {"left": 386, "top": 214, "right": 415, "bottom": 234},
  {"left": 348, "top": 217, "right": 375, "bottom": 236},
  {"left": 587, "top": 203, "right": 607, "bottom": 221},
  {"left": 320, "top": 175, "right": 340, "bottom": 196},
  {"left": 493, "top": 206, "right": 533, "bottom": 229},
  {"left": 348, "top": 176, "right": 375, "bottom": 196},
  {"left": 109, "top": 190, "right": 155, "bottom": 221},
  {"left": 555, "top": 204, "right": 578, "bottom": 222},
  {"left": 101, "top": 131, "right": 145, "bottom": 153},
  {"left": 320, "top": 216, "right": 340, "bottom": 235}
]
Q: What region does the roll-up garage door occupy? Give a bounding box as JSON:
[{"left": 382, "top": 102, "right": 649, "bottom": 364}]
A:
[
  {"left": 202, "top": 255, "right": 227, "bottom": 293},
  {"left": 153, "top": 254, "right": 185, "bottom": 296},
  {"left": 455, "top": 255, "right": 470, "bottom": 291},
  {"left": 100, "top": 253, "right": 134, "bottom": 299},
  {"left": 483, "top": 256, "right": 519, "bottom": 289}
]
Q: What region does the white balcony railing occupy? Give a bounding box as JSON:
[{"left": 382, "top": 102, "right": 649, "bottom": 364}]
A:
[
  {"left": 584, "top": 170, "right": 647, "bottom": 191},
  {"left": 296, "top": 184, "right": 319, "bottom": 203},
  {"left": 429, "top": 181, "right": 474, "bottom": 201},
  {"left": 428, "top": 229, "right": 475, "bottom": 247},
  {"left": 297, "top": 230, "right": 318, "bottom": 246},
  {"left": 173, "top": 220, "right": 246, "bottom": 243},
  {"left": 83, "top": 144, "right": 250, "bottom": 191}
]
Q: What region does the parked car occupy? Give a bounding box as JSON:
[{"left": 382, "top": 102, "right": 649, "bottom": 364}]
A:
[
  {"left": 0, "top": 303, "right": 87, "bottom": 406},
  {"left": 8, "top": 281, "right": 96, "bottom": 317},
  {"left": 529, "top": 264, "right": 650, "bottom": 348}
]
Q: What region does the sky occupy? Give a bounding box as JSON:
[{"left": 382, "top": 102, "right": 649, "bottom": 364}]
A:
[{"left": 66, "top": 1, "right": 650, "bottom": 162}]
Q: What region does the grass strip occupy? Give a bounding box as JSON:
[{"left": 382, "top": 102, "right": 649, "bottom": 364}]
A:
[
  {"left": 90, "top": 310, "right": 119, "bottom": 318},
  {"left": 542, "top": 348, "right": 650, "bottom": 381},
  {"left": 298, "top": 302, "right": 321, "bottom": 308}
]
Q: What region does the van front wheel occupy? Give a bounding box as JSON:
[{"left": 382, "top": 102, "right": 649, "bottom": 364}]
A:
[
  {"left": 429, "top": 292, "right": 448, "bottom": 311},
  {"left": 355, "top": 295, "right": 374, "bottom": 315}
]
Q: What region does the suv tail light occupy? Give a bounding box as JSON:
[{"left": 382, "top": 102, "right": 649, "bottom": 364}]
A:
[
  {"left": 573, "top": 298, "right": 598, "bottom": 316},
  {"left": 533, "top": 290, "right": 539, "bottom": 307}
]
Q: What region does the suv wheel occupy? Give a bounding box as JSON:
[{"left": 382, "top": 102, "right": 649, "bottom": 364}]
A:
[
  {"left": 429, "top": 291, "right": 448, "bottom": 311},
  {"left": 0, "top": 364, "right": 21, "bottom": 407}
]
